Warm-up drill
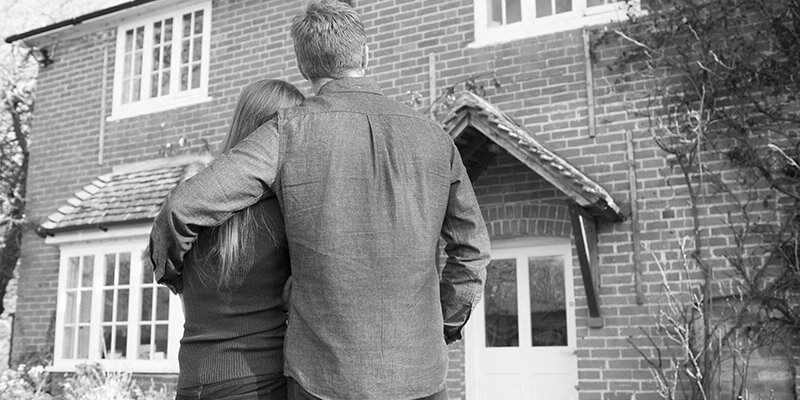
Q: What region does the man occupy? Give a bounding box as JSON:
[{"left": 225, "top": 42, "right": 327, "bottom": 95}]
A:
[{"left": 148, "top": 1, "right": 490, "bottom": 399}]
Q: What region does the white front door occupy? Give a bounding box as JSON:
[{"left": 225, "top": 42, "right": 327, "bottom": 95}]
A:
[{"left": 466, "top": 238, "right": 578, "bottom": 400}]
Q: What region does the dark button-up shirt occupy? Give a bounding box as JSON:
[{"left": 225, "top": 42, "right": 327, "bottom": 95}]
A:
[{"left": 148, "top": 77, "right": 490, "bottom": 399}]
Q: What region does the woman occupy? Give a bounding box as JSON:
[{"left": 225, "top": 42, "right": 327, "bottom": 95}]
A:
[{"left": 176, "top": 79, "right": 304, "bottom": 400}]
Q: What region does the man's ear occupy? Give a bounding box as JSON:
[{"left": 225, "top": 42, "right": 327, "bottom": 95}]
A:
[{"left": 361, "top": 44, "right": 370, "bottom": 73}]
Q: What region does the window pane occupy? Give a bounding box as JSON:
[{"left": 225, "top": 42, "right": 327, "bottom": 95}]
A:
[
  {"left": 152, "top": 48, "right": 161, "bottom": 72},
  {"left": 165, "top": 18, "right": 173, "bottom": 42},
  {"left": 181, "top": 39, "right": 190, "bottom": 64},
  {"left": 66, "top": 257, "right": 80, "bottom": 288},
  {"left": 77, "top": 326, "right": 90, "bottom": 359},
  {"left": 124, "top": 29, "right": 133, "bottom": 52},
  {"left": 153, "top": 21, "right": 162, "bottom": 44},
  {"left": 65, "top": 292, "right": 76, "bottom": 324},
  {"left": 119, "top": 253, "right": 130, "bottom": 285},
  {"left": 122, "top": 79, "right": 131, "bottom": 104},
  {"left": 102, "top": 326, "right": 112, "bottom": 358},
  {"left": 62, "top": 327, "right": 75, "bottom": 358},
  {"left": 141, "top": 287, "right": 153, "bottom": 321},
  {"left": 138, "top": 325, "right": 152, "bottom": 359},
  {"left": 192, "top": 37, "right": 202, "bottom": 61},
  {"left": 194, "top": 10, "right": 204, "bottom": 34},
  {"left": 104, "top": 254, "right": 116, "bottom": 286},
  {"left": 484, "top": 258, "right": 518, "bottom": 347},
  {"left": 555, "top": 0, "right": 571, "bottom": 13},
  {"left": 117, "top": 288, "right": 129, "bottom": 321},
  {"left": 133, "top": 77, "right": 141, "bottom": 101},
  {"left": 181, "top": 66, "right": 189, "bottom": 91},
  {"left": 536, "top": 0, "right": 552, "bottom": 17},
  {"left": 134, "top": 53, "right": 143, "bottom": 75},
  {"left": 529, "top": 256, "right": 567, "bottom": 347},
  {"left": 506, "top": 0, "right": 521, "bottom": 23},
  {"left": 115, "top": 326, "right": 127, "bottom": 358},
  {"left": 156, "top": 287, "right": 170, "bottom": 320},
  {"left": 103, "top": 290, "right": 114, "bottom": 322},
  {"left": 135, "top": 27, "right": 144, "bottom": 49},
  {"left": 151, "top": 73, "right": 159, "bottom": 97},
  {"left": 154, "top": 325, "right": 168, "bottom": 358},
  {"left": 487, "top": 0, "right": 502, "bottom": 27},
  {"left": 123, "top": 54, "right": 132, "bottom": 80},
  {"left": 163, "top": 44, "right": 172, "bottom": 68},
  {"left": 79, "top": 290, "right": 92, "bottom": 323},
  {"left": 183, "top": 13, "right": 192, "bottom": 37},
  {"left": 81, "top": 256, "right": 94, "bottom": 287},
  {"left": 143, "top": 264, "right": 154, "bottom": 284},
  {"left": 162, "top": 71, "right": 171, "bottom": 96},
  {"left": 191, "top": 63, "right": 201, "bottom": 89}
]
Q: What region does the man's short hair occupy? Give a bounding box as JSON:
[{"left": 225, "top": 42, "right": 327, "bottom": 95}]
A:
[{"left": 290, "top": 0, "right": 366, "bottom": 81}]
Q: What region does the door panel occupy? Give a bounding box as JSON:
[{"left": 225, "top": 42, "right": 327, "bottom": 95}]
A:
[{"left": 466, "top": 239, "right": 578, "bottom": 400}]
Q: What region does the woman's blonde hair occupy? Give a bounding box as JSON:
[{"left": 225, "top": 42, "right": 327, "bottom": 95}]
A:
[{"left": 202, "top": 79, "right": 304, "bottom": 287}]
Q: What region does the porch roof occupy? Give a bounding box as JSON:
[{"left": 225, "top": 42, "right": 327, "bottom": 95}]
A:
[
  {"left": 438, "top": 91, "right": 625, "bottom": 222},
  {"left": 39, "top": 155, "right": 210, "bottom": 235}
]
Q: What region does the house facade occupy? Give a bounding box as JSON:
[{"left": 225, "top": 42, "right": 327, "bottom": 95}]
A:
[{"left": 5, "top": 0, "right": 797, "bottom": 399}]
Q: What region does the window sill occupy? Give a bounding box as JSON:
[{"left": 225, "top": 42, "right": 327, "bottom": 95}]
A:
[
  {"left": 107, "top": 95, "right": 213, "bottom": 121},
  {"left": 49, "top": 360, "right": 179, "bottom": 374}
]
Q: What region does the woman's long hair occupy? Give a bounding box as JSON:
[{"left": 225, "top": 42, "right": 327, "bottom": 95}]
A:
[{"left": 204, "top": 79, "right": 304, "bottom": 287}]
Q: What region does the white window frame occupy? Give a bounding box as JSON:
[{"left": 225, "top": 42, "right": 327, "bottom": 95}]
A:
[
  {"left": 49, "top": 226, "right": 183, "bottom": 373},
  {"left": 109, "top": 1, "right": 212, "bottom": 121},
  {"left": 471, "top": 0, "right": 633, "bottom": 47}
]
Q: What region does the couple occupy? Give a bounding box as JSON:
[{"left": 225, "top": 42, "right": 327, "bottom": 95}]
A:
[{"left": 147, "top": 1, "right": 490, "bottom": 400}]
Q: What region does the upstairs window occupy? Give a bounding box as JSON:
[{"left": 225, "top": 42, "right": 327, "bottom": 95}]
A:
[
  {"left": 474, "top": 0, "right": 629, "bottom": 46},
  {"left": 112, "top": 2, "right": 211, "bottom": 119}
]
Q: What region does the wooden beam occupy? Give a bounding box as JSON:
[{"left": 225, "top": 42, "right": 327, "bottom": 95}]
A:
[{"left": 570, "top": 202, "right": 603, "bottom": 328}]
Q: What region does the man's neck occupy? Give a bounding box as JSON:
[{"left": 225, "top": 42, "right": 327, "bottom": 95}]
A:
[{"left": 311, "top": 70, "right": 365, "bottom": 95}]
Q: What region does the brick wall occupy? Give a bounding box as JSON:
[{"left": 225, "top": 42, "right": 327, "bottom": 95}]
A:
[{"left": 14, "top": 0, "right": 797, "bottom": 399}]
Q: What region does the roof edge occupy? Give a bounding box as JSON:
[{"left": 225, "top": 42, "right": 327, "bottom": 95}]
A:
[
  {"left": 5, "top": 0, "right": 161, "bottom": 44},
  {"left": 39, "top": 217, "right": 154, "bottom": 237}
]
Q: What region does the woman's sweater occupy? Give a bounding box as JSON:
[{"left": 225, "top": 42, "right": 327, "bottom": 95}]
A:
[{"left": 178, "top": 198, "right": 290, "bottom": 389}]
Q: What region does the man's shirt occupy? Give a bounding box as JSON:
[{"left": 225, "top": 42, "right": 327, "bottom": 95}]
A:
[{"left": 149, "top": 78, "right": 490, "bottom": 399}]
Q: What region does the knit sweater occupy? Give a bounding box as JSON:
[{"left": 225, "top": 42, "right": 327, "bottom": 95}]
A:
[{"left": 177, "top": 198, "right": 290, "bottom": 389}]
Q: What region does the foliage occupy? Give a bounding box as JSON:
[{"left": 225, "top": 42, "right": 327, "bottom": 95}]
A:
[
  {"left": 404, "top": 71, "right": 505, "bottom": 121},
  {"left": 0, "top": 362, "right": 175, "bottom": 400},
  {"left": 0, "top": 45, "right": 36, "bottom": 317},
  {"left": 595, "top": 0, "right": 800, "bottom": 398},
  {"left": 0, "top": 364, "right": 51, "bottom": 400},
  {"left": 62, "top": 363, "right": 173, "bottom": 400}
]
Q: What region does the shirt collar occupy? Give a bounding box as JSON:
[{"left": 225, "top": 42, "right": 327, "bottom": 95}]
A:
[{"left": 317, "top": 77, "right": 383, "bottom": 96}]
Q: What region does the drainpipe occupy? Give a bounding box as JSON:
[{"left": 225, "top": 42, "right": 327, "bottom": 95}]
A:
[
  {"left": 582, "top": 28, "right": 597, "bottom": 139},
  {"left": 626, "top": 129, "right": 645, "bottom": 305},
  {"left": 97, "top": 45, "right": 109, "bottom": 165}
]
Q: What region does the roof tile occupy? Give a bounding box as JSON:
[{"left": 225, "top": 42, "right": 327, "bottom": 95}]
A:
[{"left": 41, "top": 159, "right": 208, "bottom": 234}]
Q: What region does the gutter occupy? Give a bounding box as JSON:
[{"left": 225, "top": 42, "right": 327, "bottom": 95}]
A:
[{"left": 4, "top": 0, "right": 161, "bottom": 44}]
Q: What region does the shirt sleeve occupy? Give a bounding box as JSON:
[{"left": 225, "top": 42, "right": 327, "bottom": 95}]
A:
[
  {"left": 440, "top": 138, "right": 491, "bottom": 344},
  {"left": 147, "top": 120, "right": 281, "bottom": 292}
]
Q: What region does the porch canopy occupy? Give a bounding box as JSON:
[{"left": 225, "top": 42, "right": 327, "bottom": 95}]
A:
[
  {"left": 437, "top": 92, "right": 625, "bottom": 326},
  {"left": 438, "top": 91, "right": 624, "bottom": 222}
]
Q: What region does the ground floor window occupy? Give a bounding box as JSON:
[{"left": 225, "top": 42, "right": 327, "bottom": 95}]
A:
[{"left": 53, "top": 236, "right": 182, "bottom": 373}]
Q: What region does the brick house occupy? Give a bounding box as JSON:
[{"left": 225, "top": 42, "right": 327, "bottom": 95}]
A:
[{"left": 5, "top": 0, "right": 797, "bottom": 399}]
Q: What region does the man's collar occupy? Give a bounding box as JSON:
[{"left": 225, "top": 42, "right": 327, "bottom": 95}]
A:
[{"left": 317, "top": 77, "right": 383, "bottom": 96}]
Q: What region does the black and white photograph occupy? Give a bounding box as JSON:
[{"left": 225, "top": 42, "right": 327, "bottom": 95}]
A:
[{"left": 0, "top": 0, "right": 799, "bottom": 399}]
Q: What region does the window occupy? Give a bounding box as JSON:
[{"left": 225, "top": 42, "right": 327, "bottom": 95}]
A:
[
  {"left": 111, "top": 2, "right": 211, "bottom": 120},
  {"left": 473, "top": 0, "right": 630, "bottom": 46},
  {"left": 53, "top": 237, "right": 183, "bottom": 372}
]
